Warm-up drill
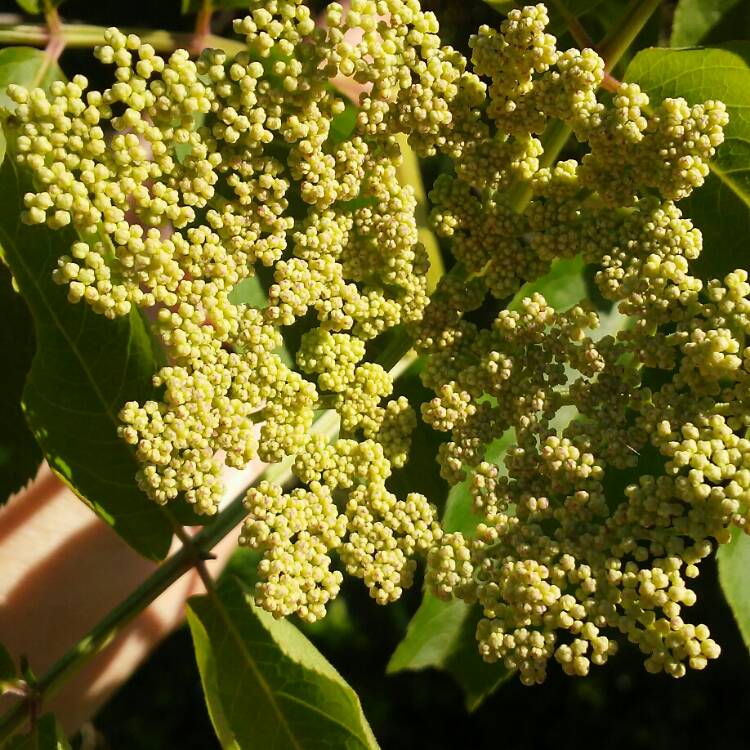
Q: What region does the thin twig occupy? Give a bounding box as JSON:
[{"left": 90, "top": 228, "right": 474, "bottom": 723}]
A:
[
  {"left": 551, "top": 0, "right": 595, "bottom": 50},
  {"left": 190, "top": 0, "right": 213, "bottom": 56}
]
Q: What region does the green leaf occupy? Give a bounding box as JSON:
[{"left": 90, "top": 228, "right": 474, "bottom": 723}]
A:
[
  {"left": 387, "top": 430, "right": 514, "bottom": 710},
  {"left": 510, "top": 256, "right": 587, "bottom": 312},
  {"left": 0, "top": 261, "right": 42, "bottom": 503},
  {"left": 671, "top": 0, "right": 743, "bottom": 47},
  {"left": 186, "top": 577, "right": 379, "bottom": 750},
  {"left": 0, "top": 49, "right": 63, "bottom": 112},
  {"left": 626, "top": 43, "right": 750, "bottom": 280},
  {"left": 15, "top": 0, "right": 43, "bottom": 13},
  {"left": 387, "top": 358, "right": 450, "bottom": 506},
  {"left": 0, "top": 643, "right": 16, "bottom": 682},
  {"left": 329, "top": 103, "right": 358, "bottom": 145},
  {"left": 0, "top": 152, "right": 177, "bottom": 560},
  {"left": 6, "top": 714, "right": 71, "bottom": 750},
  {"left": 227, "top": 275, "right": 268, "bottom": 308},
  {"left": 717, "top": 526, "right": 750, "bottom": 650}
]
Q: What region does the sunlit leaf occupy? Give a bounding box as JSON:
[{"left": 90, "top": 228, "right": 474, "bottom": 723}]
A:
[
  {"left": 627, "top": 44, "right": 750, "bottom": 280},
  {"left": 187, "top": 577, "right": 379, "bottom": 749}
]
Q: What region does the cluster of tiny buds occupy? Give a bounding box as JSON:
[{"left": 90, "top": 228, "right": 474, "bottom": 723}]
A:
[{"left": 4, "top": 0, "right": 741, "bottom": 686}]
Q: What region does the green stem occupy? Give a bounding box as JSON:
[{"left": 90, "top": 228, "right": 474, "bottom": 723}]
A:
[
  {"left": 0, "top": 23, "right": 245, "bottom": 56},
  {"left": 597, "top": 0, "right": 663, "bottom": 73}
]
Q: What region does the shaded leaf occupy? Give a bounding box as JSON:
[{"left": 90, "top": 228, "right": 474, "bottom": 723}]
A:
[
  {"left": 717, "top": 526, "right": 750, "bottom": 650},
  {"left": 387, "top": 358, "right": 450, "bottom": 508},
  {"left": 329, "top": 103, "right": 358, "bottom": 145},
  {"left": 626, "top": 44, "right": 750, "bottom": 280},
  {"left": 510, "top": 256, "right": 586, "bottom": 312},
  {"left": 0, "top": 643, "right": 15, "bottom": 682},
  {"left": 387, "top": 429, "right": 514, "bottom": 710},
  {"left": 186, "top": 577, "right": 379, "bottom": 749},
  {"left": 0, "top": 261, "right": 42, "bottom": 503},
  {"left": 227, "top": 275, "right": 268, "bottom": 308},
  {"left": 6, "top": 714, "right": 71, "bottom": 750},
  {"left": 671, "top": 0, "right": 743, "bottom": 47},
  {"left": 0, "top": 151, "right": 176, "bottom": 560}
]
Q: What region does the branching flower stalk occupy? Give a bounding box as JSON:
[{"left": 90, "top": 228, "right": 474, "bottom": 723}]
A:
[{"left": 1, "top": 0, "right": 742, "bottom": 721}]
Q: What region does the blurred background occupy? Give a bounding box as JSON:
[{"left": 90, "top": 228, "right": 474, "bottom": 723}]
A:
[{"left": 1, "top": 0, "right": 749, "bottom": 746}]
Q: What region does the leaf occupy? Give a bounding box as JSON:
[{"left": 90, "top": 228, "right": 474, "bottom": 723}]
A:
[
  {"left": 0, "top": 151, "right": 177, "bottom": 560},
  {"left": 0, "top": 49, "right": 62, "bottom": 112},
  {"left": 227, "top": 275, "right": 268, "bottom": 308},
  {"left": 717, "top": 526, "right": 750, "bottom": 650},
  {"left": 14, "top": 0, "right": 43, "bottom": 13},
  {"left": 0, "top": 261, "right": 42, "bottom": 503},
  {"left": 387, "top": 358, "right": 450, "bottom": 506},
  {"left": 6, "top": 714, "right": 71, "bottom": 750},
  {"left": 510, "top": 256, "right": 587, "bottom": 312},
  {"left": 387, "top": 430, "right": 514, "bottom": 710},
  {"left": 186, "top": 577, "right": 379, "bottom": 750},
  {"left": 671, "top": 0, "right": 743, "bottom": 47},
  {"left": 329, "top": 103, "right": 358, "bottom": 145},
  {"left": 626, "top": 43, "right": 750, "bottom": 280}
]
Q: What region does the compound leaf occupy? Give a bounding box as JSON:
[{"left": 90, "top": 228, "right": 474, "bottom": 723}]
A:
[
  {"left": 626, "top": 43, "right": 750, "bottom": 281},
  {"left": 186, "top": 577, "right": 379, "bottom": 750}
]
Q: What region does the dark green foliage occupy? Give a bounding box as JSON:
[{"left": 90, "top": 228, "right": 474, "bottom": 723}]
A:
[{"left": 0, "top": 262, "right": 42, "bottom": 503}]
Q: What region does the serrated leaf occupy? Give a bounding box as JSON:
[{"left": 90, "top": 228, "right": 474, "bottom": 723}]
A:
[
  {"left": 671, "top": 0, "right": 743, "bottom": 47},
  {"left": 626, "top": 43, "right": 750, "bottom": 280},
  {"left": 717, "top": 526, "right": 750, "bottom": 650},
  {"left": 0, "top": 261, "right": 42, "bottom": 503},
  {"left": 186, "top": 577, "right": 379, "bottom": 750},
  {"left": 5, "top": 714, "right": 71, "bottom": 750},
  {"left": 0, "top": 151, "right": 178, "bottom": 560}
]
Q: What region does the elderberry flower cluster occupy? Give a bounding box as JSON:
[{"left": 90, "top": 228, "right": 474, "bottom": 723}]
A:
[{"left": 5, "top": 0, "right": 744, "bottom": 685}]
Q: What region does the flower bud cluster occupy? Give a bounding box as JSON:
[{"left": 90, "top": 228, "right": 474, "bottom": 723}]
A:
[
  {"left": 6, "top": 0, "right": 742, "bottom": 685},
  {"left": 241, "top": 436, "right": 441, "bottom": 618}
]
